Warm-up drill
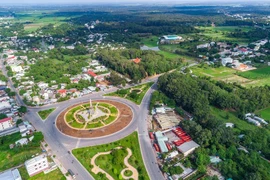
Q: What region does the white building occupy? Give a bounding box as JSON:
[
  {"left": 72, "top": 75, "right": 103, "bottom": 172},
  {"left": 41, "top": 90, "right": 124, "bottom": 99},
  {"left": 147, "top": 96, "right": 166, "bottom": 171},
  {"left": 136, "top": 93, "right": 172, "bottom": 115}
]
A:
[
  {"left": 15, "top": 138, "right": 28, "bottom": 146},
  {"left": 25, "top": 154, "right": 49, "bottom": 176},
  {"left": 10, "top": 65, "right": 23, "bottom": 73},
  {"left": 0, "top": 117, "right": 13, "bottom": 131},
  {"left": 0, "top": 168, "right": 22, "bottom": 180},
  {"left": 221, "top": 57, "right": 233, "bottom": 66}
]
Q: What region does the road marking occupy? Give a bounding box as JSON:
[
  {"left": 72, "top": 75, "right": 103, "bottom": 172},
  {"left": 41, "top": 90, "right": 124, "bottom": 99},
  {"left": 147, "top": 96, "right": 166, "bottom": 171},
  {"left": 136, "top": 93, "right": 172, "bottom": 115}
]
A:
[{"left": 76, "top": 138, "right": 81, "bottom": 148}]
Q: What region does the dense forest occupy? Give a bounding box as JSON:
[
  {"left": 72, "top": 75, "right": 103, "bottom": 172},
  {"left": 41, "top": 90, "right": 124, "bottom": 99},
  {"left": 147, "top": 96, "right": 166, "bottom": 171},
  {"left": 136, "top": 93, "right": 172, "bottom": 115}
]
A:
[
  {"left": 157, "top": 72, "right": 270, "bottom": 179},
  {"left": 97, "top": 49, "right": 182, "bottom": 82}
]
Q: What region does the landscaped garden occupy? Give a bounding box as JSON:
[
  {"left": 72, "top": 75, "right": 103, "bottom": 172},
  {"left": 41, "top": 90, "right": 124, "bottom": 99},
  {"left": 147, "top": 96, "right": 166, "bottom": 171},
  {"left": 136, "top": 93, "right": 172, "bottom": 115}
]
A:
[
  {"left": 105, "top": 82, "right": 154, "bottom": 105},
  {"left": 0, "top": 132, "right": 44, "bottom": 172},
  {"left": 72, "top": 131, "right": 149, "bottom": 180},
  {"left": 64, "top": 102, "right": 119, "bottom": 130},
  {"left": 38, "top": 108, "right": 56, "bottom": 120}
]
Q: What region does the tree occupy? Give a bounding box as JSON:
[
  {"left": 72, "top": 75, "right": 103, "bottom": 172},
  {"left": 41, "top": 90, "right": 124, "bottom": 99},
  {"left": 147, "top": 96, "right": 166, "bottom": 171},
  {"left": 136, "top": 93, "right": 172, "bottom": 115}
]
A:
[
  {"left": 18, "top": 106, "right": 27, "bottom": 113},
  {"left": 0, "top": 114, "right": 7, "bottom": 119}
]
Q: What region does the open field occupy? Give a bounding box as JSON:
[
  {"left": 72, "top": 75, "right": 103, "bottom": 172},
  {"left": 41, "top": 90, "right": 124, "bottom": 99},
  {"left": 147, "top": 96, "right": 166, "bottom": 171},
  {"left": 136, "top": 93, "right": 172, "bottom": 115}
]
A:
[
  {"left": 238, "top": 66, "right": 270, "bottom": 79},
  {"left": 211, "top": 107, "right": 258, "bottom": 132},
  {"left": 38, "top": 108, "right": 56, "bottom": 120},
  {"left": 0, "top": 132, "right": 43, "bottom": 171},
  {"left": 140, "top": 36, "right": 159, "bottom": 47},
  {"left": 105, "top": 82, "right": 154, "bottom": 105},
  {"left": 14, "top": 11, "right": 78, "bottom": 32},
  {"left": 19, "top": 166, "right": 66, "bottom": 180},
  {"left": 72, "top": 131, "right": 149, "bottom": 180},
  {"left": 195, "top": 26, "right": 253, "bottom": 44},
  {"left": 256, "top": 107, "right": 270, "bottom": 123},
  {"left": 191, "top": 65, "right": 270, "bottom": 87}
]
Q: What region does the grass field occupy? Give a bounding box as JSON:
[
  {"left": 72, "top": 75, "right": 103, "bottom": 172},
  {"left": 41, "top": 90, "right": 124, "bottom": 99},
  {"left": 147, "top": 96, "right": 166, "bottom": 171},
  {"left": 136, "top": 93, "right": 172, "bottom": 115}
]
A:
[
  {"left": 195, "top": 26, "right": 253, "bottom": 44},
  {"left": 105, "top": 82, "right": 154, "bottom": 104},
  {"left": 140, "top": 36, "right": 159, "bottom": 47},
  {"left": 19, "top": 166, "right": 66, "bottom": 180},
  {"left": 211, "top": 107, "right": 258, "bottom": 133},
  {"left": 72, "top": 131, "right": 149, "bottom": 180},
  {"left": 238, "top": 66, "right": 270, "bottom": 79},
  {"left": 38, "top": 108, "right": 56, "bottom": 120},
  {"left": 191, "top": 65, "right": 270, "bottom": 87},
  {"left": 14, "top": 11, "right": 78, "bottom": 32},
  {"left": 0, "top": 132, "right": 43, "bottom": 172},
  {"left": 256, "top": 107, "right": 270, "bottom": 123}
]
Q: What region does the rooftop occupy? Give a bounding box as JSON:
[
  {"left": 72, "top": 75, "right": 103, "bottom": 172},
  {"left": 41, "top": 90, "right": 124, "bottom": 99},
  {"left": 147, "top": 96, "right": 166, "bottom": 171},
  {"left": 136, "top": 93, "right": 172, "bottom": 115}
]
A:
[
  {"left": 25, "top": 154, "right": 47, "bottom": 166},
  {"left": 0, "top": 117, "right": 12, "bottom": 123},
  {"left": 177, "top": 141, "right": 199, "bottom": 154},
  {"left": 0, "top": 169, "right": 21, "bottom": 180}
]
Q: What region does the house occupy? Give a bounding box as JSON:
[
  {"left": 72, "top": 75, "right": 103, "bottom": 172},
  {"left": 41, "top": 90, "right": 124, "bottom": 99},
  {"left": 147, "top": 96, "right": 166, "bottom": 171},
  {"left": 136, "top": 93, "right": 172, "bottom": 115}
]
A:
[
  {"left": 87, "top": 70, "right": 97, "bottom": 79},
  {"left": 57, "top": 89, "right": 67, "bottom": 97},
  {"left": 10, "top": 65, "right": 23, "bottom": 73},
  {"left": 0, "top": 117, "right": 13, "bottom": 131},
  {"left": 155, "top": 131, "right": 168, "bottom": 153},
  {"left": 177, "top": 141, "right": 200, "bottom": 156},
  {"left": 15, "top": 138, "right": 28, "bottom": 146},
  {"left": 221, "top": 57, "right": 233, "bottom": 66},
  {"left": 0, "top": 168, "right": 22, "bottom": 180},
  {"left": 25, "top": 154, "right": 49, "bottom": 176},
  {"left": 225, "top": 123, "right": 234, "bottom": 128},
  {"left": 197, "top": 43, "right": 210, "bottom": 49},
  {"left": 132, "top": 58, "right": 141, "bottom": 64}
]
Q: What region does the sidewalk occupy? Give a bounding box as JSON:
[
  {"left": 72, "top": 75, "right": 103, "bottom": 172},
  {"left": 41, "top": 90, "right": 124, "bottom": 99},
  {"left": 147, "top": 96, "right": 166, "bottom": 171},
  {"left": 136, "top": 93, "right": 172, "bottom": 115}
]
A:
[{"left": 41, "top": 141, "right": 73, "bottom": 180}]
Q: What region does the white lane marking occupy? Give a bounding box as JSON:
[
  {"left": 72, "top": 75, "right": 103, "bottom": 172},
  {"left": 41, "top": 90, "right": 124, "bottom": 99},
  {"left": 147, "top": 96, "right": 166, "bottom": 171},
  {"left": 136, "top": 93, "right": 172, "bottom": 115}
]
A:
[{"left": 76, "top": 138, "right": 81, "bottom": 148}]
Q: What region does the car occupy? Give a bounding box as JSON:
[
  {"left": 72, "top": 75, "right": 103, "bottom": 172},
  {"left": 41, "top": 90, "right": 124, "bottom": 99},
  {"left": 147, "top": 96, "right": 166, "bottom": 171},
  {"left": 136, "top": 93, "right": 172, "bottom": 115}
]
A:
[{"left": 68, "top": 169, "right": 76, "bottom": 179}]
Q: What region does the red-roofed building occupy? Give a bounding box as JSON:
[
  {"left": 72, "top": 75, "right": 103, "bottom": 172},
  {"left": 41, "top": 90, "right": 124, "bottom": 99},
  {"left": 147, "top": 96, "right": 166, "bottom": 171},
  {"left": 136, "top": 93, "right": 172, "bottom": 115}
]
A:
[
  {"left": 132, "top": 58, "right": 141, "bottom": 64},
  {"left": 0, "top": 117, "right": 13, "bottom": 131},
  {"left": 57, "top": 89, "right": 67, "bottom": 97},
  {"left": 87, "top": 70, "right": 97, "bottom": 79}
]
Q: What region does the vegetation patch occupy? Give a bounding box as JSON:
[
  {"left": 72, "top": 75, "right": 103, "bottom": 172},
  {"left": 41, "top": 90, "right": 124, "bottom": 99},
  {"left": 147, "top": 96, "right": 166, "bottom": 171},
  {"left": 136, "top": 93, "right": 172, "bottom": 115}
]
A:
[
  {"left": 105, "top": 82, "right": 154, "bottom": 105},
  {"left": 0, "top": 132, "right": 44, "bottom": 172},
  {"left": 72, "top": 132, "right": 149, "bottom": 180},
  {"left": 18, "top": 166, "right": 66, "bottom": 180},
  {"left": 38, "top": 108, "right": 56, "bottom": 120},
  {"left": 238, "top": 66, "right": 270, "bottom": 79}
]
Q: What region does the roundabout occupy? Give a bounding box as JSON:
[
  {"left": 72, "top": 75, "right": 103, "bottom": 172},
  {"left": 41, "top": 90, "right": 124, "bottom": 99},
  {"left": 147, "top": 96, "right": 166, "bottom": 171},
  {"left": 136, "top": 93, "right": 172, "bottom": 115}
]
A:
[{"left": 56, "top": 99, "right": 133, "bottom": 138}]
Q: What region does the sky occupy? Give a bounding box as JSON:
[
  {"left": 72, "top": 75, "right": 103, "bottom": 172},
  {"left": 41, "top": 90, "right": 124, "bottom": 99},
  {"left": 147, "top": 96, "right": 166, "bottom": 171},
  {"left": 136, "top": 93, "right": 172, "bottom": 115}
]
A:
[{"left": 0, "top": 0, "right": 264, "bottom": 4}]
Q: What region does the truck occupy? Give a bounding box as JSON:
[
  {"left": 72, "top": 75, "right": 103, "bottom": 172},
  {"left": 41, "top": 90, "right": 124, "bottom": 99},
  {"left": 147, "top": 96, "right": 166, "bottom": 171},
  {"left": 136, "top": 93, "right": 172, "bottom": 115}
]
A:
[{"left": 68, "top": 169, "right": 76, "bottom": 179}]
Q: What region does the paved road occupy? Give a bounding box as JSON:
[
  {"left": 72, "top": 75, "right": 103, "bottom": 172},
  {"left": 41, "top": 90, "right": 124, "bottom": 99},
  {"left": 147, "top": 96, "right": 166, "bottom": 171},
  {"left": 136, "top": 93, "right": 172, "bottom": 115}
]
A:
[{"left": 0, "top": 56, "right": 199, "bottom": 180}]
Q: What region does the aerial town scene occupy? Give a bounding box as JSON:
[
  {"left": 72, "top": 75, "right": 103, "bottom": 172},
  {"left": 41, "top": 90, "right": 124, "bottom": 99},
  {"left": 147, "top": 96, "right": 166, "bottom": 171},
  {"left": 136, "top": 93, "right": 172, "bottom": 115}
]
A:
[{"left": 0, "top": 0, "right": 269, "bottom": 180}]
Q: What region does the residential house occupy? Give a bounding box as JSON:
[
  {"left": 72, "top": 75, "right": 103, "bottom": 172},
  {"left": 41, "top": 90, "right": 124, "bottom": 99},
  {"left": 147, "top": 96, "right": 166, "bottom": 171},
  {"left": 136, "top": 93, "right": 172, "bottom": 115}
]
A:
[
  {"left": 87, "top": 70, "right": 97, "bottom": 79},
  {"left": 0, "top": 168, "right": 22, "bottom": 180},
  {"left": 57, "top": 89, "right": 67, "bottom": 97},
  {"left": 0, "top": 117, "right": 13, "bottom": 131},
  {"left": 15, "top": 138, "right": 28, "bottom": 146},
  {"left": 25, "top": 154, "right": 49, "bottom": 176}
]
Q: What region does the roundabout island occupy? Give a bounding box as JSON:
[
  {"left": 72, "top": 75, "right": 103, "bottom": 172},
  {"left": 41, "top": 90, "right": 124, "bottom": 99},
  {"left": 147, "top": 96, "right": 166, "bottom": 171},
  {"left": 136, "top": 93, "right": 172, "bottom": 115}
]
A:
[{"left": 56, "top": 99, "right": 133, "bottom": 138}]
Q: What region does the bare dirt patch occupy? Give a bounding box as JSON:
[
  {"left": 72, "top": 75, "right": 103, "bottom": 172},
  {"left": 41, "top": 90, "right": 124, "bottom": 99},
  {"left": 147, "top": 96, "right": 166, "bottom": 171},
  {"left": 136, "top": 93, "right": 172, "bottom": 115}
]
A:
[{"left": 56, "top": 100, "right": 133, "bottom": 138}]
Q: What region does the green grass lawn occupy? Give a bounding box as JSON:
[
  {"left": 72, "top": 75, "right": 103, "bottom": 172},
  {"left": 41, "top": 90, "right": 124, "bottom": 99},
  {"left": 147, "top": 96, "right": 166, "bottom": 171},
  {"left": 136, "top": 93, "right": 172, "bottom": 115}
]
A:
[
  {"left": 38, "top": 108, "right": 56, "bottom": 120},
  {"left": 238, "top": 66, "right": 270, "bottom": 79},
  {"left": 190, "top": 65, "right": 270, "bottom": 88},
  {"left": 72, "top": 131, "right": 149, "bottom": 180},
  {"left": 195, "top": 26, "right": 252, "bottom": 44},
  {"left": 256, "top": 107, "right": 270, "bottom": 123},
  {"left": 0, "top": 132, "right": 43, "bottom": 172},
  {"left": 211, "top": 107, "right": 258, "bottom": 133},
  {"left": 105, "top": 82, "right": 154, "bottom": 105},
  {"left": 19, "top": 166, "right": 66, "bottom": 180},
  {"left": 140, "top": 36, "right": 159, "bottom": 47}
]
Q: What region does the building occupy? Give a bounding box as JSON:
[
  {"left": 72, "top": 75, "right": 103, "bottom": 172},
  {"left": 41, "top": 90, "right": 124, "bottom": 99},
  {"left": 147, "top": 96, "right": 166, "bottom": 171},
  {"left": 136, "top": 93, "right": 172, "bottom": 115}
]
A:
[
  {"left": 197, "top": 43, "right": 210, "bottom": 49},
  {"left": 159, "top": 35, "right": 183, "bottom": 44},
  {"left": 25, "top": 154, "right": 49, "bottom": 176},
  {"left": 0, "top": 101, "right": 12, "bottom": 111},
  {"left": 155, "top": 131, "right": 168, "bottom": 153},
  {"left": 10, "top": 65, "right": 23, "bottom": 73},
  {"left": 0, "top": 169, "right": 22, "bottom": 180},
  {"left": 132, "top": 58, "right": 141, "bottom": 64},
  {"left": 177, "top": 141, "right": 200, "bottom": 156},
  {"left": 153, "top": 113, "right": 180, "bottom": 130},
  {"left": 221, "top": 57, "right": 233, "bottom": 66},
  {"left": 0, "top": 117, "right": 13, "bottom": 131},
  {"left": 15, "top": 138, "right": 28, "bottom": 146},
  {"left": 87, "top": 70, "right": 97, "bottom": 79}
]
